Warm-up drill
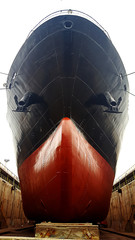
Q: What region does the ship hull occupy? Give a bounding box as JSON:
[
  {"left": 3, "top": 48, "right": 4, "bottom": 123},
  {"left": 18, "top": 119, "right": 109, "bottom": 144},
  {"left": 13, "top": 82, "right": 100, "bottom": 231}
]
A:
[
  {"left": 6, "top": 10, "right": 128, "bottom": 222},
  {"left": 19, "top": 118, "right": 114, "bottom": 222}
]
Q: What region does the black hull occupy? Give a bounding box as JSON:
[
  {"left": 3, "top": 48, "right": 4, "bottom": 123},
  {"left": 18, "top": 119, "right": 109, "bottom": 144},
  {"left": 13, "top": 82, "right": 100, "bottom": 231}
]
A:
[{"left": 7, "top": 11, "right": 128, "bottom": 172}]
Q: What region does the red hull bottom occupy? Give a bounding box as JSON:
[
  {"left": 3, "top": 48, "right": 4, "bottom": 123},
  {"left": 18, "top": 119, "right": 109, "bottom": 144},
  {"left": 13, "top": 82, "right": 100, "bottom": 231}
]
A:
[{"left": 18, "top": 118, "right": 114, "bottom": 223}]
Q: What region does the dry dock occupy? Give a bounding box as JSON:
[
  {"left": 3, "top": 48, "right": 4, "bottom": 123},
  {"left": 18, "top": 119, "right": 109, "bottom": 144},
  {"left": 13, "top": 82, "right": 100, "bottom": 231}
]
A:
[
  {"left": 107, "top": 164, "right": 135, "bottom": 233},
  {"left": 0, "top": 163, "right": 27, "bottom": 228},
  {"left": 0, "top": 225, "right": 135, "bottom": 239},
  {"left": 0, "top": 163, "right": 135, "bottom": 239}
]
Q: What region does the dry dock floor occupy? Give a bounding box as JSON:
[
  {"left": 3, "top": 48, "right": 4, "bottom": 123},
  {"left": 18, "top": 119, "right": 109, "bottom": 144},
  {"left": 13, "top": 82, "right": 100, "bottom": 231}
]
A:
[
  {"left": 0, "top": 225, "right": 135, "bottom": 239},
  {"left": 100, "top": 229, "right": 135, "bottom": 239}
]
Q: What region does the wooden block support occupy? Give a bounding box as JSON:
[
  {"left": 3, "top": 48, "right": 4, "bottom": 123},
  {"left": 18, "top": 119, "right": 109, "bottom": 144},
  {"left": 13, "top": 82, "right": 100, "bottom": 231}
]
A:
[{"left": 35, "top": 222, "right": 100, "bottom": 239}]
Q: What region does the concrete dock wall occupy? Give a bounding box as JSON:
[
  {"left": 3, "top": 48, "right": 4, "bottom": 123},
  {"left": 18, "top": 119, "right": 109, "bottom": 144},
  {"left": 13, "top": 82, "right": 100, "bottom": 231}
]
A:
[
  {"left": 107, "top": 180, "right": 135, "bottom": 232},
  {"left": 0, "top": 177, "right": 27, "bottom": 228}
]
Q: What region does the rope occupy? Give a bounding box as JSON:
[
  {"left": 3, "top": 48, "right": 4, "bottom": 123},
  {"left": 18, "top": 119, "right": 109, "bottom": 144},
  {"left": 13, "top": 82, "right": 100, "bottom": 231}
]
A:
[
  {"left": 125, "top": 90, "right": 135, "bottom": 97},
  {"left": 124, "top": 71, "right": 135, "bottom": 77},
  {"left": 0, "top": 72, "right": 9, "bottom": 76},
  {"left": 0, "top": 72, "right": 21, "bottom": 77}
]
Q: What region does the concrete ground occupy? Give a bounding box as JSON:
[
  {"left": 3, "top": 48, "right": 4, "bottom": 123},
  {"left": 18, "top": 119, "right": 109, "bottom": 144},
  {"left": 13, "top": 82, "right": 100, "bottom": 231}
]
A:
[{"left": 0, "top": 226, "right": 135, "bottom": 239}]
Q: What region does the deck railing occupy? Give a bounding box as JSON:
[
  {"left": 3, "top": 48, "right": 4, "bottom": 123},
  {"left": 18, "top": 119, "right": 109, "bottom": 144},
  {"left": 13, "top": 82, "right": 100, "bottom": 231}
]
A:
[
  {"left": 113, "top": 164, "right": 135, "bottom": 191},
  {"left": 27, "top": 9, "right": 110, "bottom": 39},
  {"left": 0, "top": 162, "right": 19, "bottom": 182}
]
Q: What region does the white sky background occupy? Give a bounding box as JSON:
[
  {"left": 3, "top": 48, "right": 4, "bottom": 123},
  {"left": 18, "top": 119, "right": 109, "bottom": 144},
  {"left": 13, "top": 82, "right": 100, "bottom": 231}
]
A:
[{"left": 0, "top": 0, "right": 135, "bottom": 179}]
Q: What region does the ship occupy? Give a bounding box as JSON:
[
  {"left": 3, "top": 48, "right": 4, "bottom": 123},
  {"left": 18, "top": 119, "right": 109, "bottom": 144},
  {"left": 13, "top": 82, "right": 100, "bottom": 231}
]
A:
[{"left": 6, "top": 10, "right": 129, "bottom": 223}]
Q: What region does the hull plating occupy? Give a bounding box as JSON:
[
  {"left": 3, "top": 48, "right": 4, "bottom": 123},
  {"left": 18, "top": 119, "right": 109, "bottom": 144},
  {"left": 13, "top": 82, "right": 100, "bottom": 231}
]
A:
[
  {"left": 6, "top": 11, "right": 128, "bottom": 222},
  {"left": 19, "top": 118, "right": 114, "bottom": 222}
]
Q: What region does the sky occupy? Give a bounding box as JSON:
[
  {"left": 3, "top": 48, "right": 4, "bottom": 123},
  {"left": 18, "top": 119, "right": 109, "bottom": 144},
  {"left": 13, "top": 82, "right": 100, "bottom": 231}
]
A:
[{"left": 0, "top": 0, "right": 135, "bottom": 179}]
